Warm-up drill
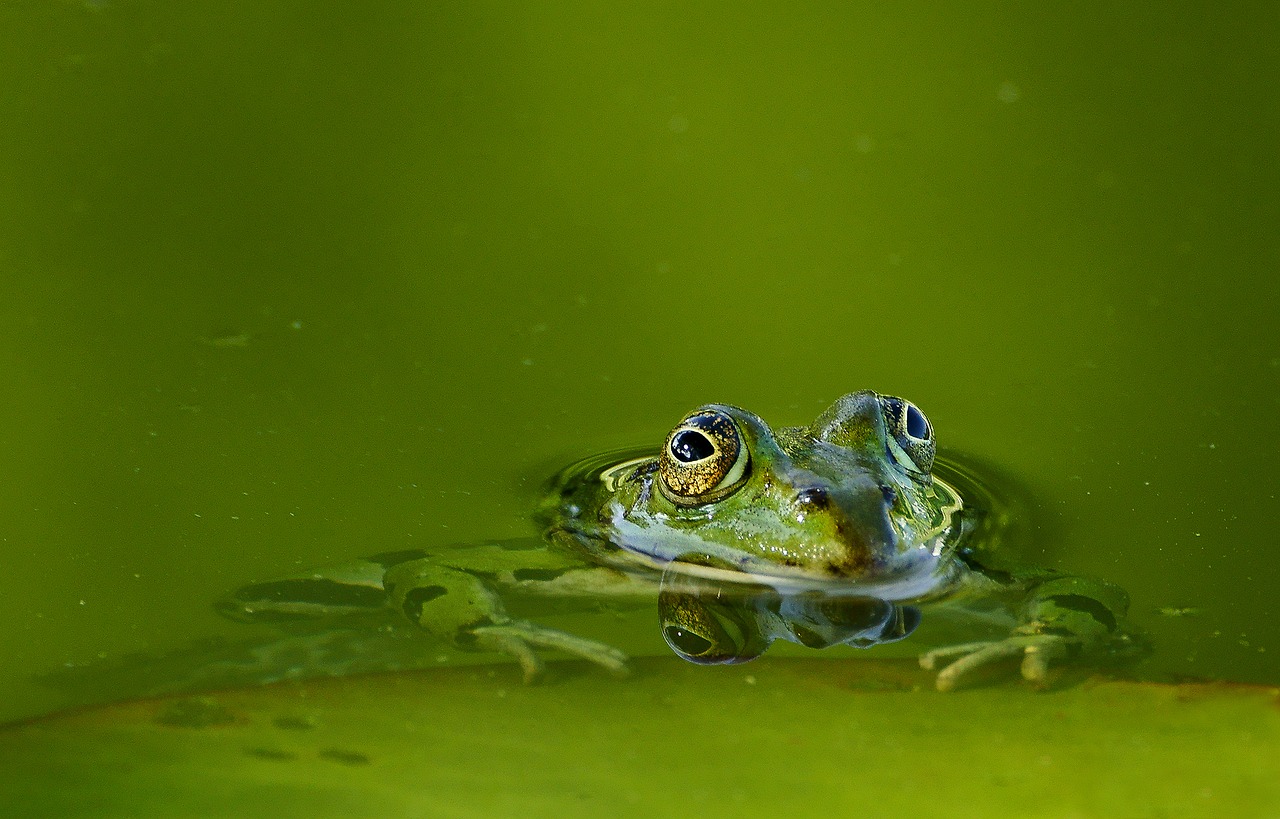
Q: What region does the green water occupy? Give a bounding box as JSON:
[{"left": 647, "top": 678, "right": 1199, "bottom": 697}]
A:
[{"left": 1, "top": 0, "right": 1276, "bottom": 777}]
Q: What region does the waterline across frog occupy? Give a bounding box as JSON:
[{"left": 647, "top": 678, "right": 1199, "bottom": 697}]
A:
[{"left": 218, "top": 391, "right": 1145, "bottom": 691}]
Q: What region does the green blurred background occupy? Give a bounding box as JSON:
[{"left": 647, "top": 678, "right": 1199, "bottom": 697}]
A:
[{"left": 0, "top": 1, "right": 1276, "bottom": 725}]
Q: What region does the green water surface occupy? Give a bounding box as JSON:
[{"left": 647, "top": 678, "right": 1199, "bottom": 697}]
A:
[{"left": 0, "top": 0, "right": 1276, "bottom": 812}]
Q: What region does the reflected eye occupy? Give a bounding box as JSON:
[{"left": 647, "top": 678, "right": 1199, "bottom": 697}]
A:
[
  {"left": 662, "top": 626, "right": 716, "bottom": 659},
  {"left": 879, "top": 395, "right": 936, "bottom": 473},
  {"left": 658, "top": 587, "right": 766, "bottom": 665},
  {"left": 658, "top": 409, "right": 750, "bottom": 503},
  {"left": 658, "top": 557, "right": 774, "bottom": 665}
]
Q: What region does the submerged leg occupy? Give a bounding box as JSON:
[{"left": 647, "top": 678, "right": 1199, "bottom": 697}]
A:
[
  {"left": 919, "top": 574, "right": 1147, "bottom": 692},
  {"left": 384, "top": 559, "right": 631, "bottom": 683}
]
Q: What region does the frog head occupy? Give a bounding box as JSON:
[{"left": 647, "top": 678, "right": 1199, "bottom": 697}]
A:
[{"left": 546, "top": 391, "right": 962, "bottom": 595}]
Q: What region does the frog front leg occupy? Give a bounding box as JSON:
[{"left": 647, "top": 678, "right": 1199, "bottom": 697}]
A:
[
  {"left": 919, "top": 575, "right": 1147, "bottom": 692},
  {"left": 382, "top": 559, "right": 630, "bottom": 684}
]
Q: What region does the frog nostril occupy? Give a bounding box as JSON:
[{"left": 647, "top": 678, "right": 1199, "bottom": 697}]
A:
[{"left": 795, "top": 487, "right": 830, "bottom": 509}]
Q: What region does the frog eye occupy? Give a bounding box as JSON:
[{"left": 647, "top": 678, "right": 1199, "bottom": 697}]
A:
[
  {"left": 658, "top": 585, "right": 766, "bottom": 665},
  {"left": 879, "top": 395, "right": 936, "bottom": 474},
  {"left": 658, "top": 409, "right": 750, "bottom": 503}
]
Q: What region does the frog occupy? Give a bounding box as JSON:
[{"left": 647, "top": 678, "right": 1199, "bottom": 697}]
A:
[{"left": 217, "top": 391, "right": 1146, "bottom": 691}]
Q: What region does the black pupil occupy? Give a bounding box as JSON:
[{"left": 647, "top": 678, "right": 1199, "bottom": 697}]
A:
[
  {"left": 665, "top": 627, "right": 713, "bottom": 656},
  {"left": 905, "top": 404, "right": 929, "bottom": 439},
  {"left": 671, "top": 430, "right": 715, "bottom": 463}
]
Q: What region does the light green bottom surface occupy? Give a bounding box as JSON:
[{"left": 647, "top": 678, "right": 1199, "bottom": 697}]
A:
[{"left": 1, "top": 658, "right": 1276, "bottom": 818}]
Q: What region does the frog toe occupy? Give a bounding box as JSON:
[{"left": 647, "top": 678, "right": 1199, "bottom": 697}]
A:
[
  {"left": 918, "top": 641, "right": 998, "bottom": 673},
  {"left": 473, "top": 630, "right": 547, "bottom": 684},
  {"left": 1018, "top": 634, "right": 1071, "bottom": 689}
]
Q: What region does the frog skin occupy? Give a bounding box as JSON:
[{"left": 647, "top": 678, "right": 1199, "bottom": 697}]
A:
[{"left": 217, "top": 391, "right": 1145, "bottom": 691}]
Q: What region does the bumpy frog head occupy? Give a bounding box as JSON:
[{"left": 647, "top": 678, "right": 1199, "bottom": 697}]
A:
[{"left": 546, "top": 391, "right": 961, "bottom": 593}]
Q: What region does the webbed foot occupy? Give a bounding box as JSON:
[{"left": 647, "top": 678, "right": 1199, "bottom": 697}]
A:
[
  {"left": 919, "top": 634, "right": 1072, "bottom": 692},
  {"left": 473, "top": 621, "right": 631, "bottom": 684}
]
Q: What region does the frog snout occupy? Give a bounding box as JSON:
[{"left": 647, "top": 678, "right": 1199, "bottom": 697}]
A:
[
  {"left": 792, "top": 482, "right": 897, "bottom": 571},
  {"left": 793, "top": 483, "right": 888, "bottom": 526}
]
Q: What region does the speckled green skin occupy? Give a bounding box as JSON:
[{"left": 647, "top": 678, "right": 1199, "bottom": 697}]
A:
[{"left": 543, "top": 391, "right": 962, "bottom": 594}]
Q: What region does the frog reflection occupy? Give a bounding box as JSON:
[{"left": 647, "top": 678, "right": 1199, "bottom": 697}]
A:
[{"left": 656, "top": 559, "right": 919, "bottom": 665}]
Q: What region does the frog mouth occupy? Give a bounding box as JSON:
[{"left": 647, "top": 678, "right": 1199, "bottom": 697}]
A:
[
  {"left": 655, "top": 548, "right": 955, "bottom": 602},
  {"left": 602, "top": 509, "right": 952, "bottom": 600}
]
